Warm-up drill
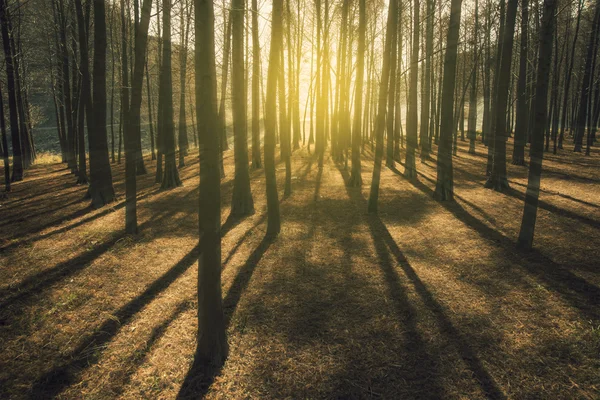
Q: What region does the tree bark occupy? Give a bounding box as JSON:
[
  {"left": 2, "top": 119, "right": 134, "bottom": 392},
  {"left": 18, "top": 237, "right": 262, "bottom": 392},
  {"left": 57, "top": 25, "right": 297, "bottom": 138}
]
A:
[
  {"left": 517, "top": 0, "right": 557, "bottom": 249},
  {"left": 195, "top": 0, "right": 228, "bottom": 366},
  {"left": 434, "top": 0, "right": 463, "bottom": 200}
]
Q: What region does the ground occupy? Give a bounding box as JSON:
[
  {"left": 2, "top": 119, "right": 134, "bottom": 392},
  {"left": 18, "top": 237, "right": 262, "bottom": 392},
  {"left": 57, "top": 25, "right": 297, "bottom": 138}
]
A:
[{"left": 0, "top": 138, "right": 599, "bottom": 399}]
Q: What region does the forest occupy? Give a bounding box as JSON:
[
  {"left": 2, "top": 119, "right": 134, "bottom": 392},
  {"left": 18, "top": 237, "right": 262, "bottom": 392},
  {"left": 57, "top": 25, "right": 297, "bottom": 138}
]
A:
[{"left": 0, "top": 0, "right": 599, "bottom": 396}]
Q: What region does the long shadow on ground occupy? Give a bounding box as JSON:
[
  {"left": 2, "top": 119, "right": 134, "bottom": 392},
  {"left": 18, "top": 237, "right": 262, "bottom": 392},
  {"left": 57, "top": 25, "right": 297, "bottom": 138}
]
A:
[
  {"left": 390, "top": 168, "right": 600, "bottom": 322},
  {"left": 339, "top": 166, "right": 506, "bottom": 399}
]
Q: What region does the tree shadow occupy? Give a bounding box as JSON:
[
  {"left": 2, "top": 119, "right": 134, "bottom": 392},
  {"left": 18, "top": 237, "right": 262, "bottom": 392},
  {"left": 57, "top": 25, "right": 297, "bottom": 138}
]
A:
[
  {"left": 502, "top": 187, "right": 600, "bottom": 230},
  {"left": 104, "top": 299, "right": 195, "bottom": 397},
  {"left": 338, "top": 166, "right": 505, "bottom": 399},
  {"left": 177, "top": 235, "right": 274, "bottom": 399},
  {"left": 27, "top": 245, "right": 201, "bottom": 399},
  {"left": 396, "top": 171, "right": 600, "bottom": 321},
  {"left": 0, "top": 187, "right": 165, "bottom": 252},
  {"left": 508, "top": 180, "right": 600, "bottom": 210}
]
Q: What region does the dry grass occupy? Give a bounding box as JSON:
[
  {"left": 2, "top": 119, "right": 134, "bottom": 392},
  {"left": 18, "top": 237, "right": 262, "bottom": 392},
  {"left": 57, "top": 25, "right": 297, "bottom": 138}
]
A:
[{"left": 0, "top": 137, "right": 599, "bottom": 399}]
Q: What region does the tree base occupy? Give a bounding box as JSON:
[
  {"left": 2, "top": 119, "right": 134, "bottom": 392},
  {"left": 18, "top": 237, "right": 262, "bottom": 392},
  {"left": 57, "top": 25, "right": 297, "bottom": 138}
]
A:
[
  {"left": 136, "top": 162, "right": 148, "bottom": 176},
  {"left": 512, "top": 156, "right": 525, "bottom": 166},
  {"left": 484, "top": 176, "right": 510, "bottom": 192},
  {"left": 434, "top": 183, "right": 454, "bottom": 201},
  {"left": 347, "top": 172, "right": 362, "bottom": 187},
  {"left": 161, "top": 166, "right": 182, "bottom": 190}
]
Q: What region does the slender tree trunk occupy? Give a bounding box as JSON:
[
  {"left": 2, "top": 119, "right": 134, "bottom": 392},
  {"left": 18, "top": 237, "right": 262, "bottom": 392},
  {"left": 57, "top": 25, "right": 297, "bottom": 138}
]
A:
[
  {"left": 385, "top": 0, "right": 398, "bottom": 168},
  {"left": 230, "top": 0, "right": 254, "bottom": 216},
  {"left": 486, "top": 0, "right": 518, "bottom": 191},
  {"left": 146, "top": 56, "right": 156, "bottom": 160},
  {"left": 404, "top": 0, "right": 419, "bottom": 179},
  {"left": 434, "top": 0, "right": 462, "bottom": 200},
  {"left": 0, "top": 0, "right": 23, "bottom": 181},
  {"left": 195, "top": 0, "right": 228, "bottom": 367},
  {"left": 178, "top": 0, "right": 190, "bottom": 168},
  {"left": 251, "top": 0, "right": 262, "bottom": 168},
  {"left": 467, "top": 0, "right": 479, "bottom": 155},
  {"left": 558, "top": 0, "right": 582, "bottom": 149},
  {"left": 219, "top": 12, "right": 232, "bottom": 153},
  {"left": 512, "top": 0, "right": 529, "bottom": 164},
  {"left": 368, "top": 0, "right": 398, "bottom": 213},
  {"left": 573, "top": 0, "right": 600, "bottom": 152},
  {"left": 0, "top": 85, "right": 10, "bottom": 192},
  {"left": 349, "top": 0, "right": 366, "bottom": 187},
  {"left": 420, "top": 0, "right": 433, "bottom": 160},
  {"left": 264, "top": 0, "right": 283, "bottom": 236},
  {"left": 517, "top": 0, "right": 557, "bottom": 249},
  {"left": 159, "top": 0, "right": 182, "bottom": 189},
  {"left": 75, "top": 0, "right": 90, "bottom": 184}
]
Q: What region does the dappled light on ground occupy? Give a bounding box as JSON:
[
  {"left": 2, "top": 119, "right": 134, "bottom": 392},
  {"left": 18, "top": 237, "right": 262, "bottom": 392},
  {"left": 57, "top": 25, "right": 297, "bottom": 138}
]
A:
[{"left": 1, "top": 140, "right": 599, "bottom": 399}]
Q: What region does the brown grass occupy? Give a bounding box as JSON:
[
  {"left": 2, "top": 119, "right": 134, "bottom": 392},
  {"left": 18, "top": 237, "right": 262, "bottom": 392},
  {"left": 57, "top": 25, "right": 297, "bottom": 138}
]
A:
[{"left": 0, "top": 138, "right": 599, "bottom": 399}]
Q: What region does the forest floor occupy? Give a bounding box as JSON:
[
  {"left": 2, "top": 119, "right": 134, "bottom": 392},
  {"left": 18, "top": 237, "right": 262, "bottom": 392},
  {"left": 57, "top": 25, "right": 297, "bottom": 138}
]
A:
[{"left": 0, "top": 138, "right": 599, "bottom": 399}]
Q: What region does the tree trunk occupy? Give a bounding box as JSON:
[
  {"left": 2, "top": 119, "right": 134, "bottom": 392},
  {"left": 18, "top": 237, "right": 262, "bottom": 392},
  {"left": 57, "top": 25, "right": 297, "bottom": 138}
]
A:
[
  {"left": 348, "top": 0, "right": 366, "bottom": 187},
  {"left": 0, "top": 0, "right": 23, "bottom": 181},
  {"left": 467, "top": 0, "right": 479, "bottom": 155},
  {"left": 264, "top": 0, "right": 283, "bottom": 236},
  {"left": 404, "top": 0, "right": 419, "bottom": 179},
  {"left": 178, "top": 0, "right": 190, "bottom": 168},
  {"left": 485, "top": 0, "right": 518, "bottom": 191},
  {"left": 434, "top": 0, "right": 463, "bottom": 200},
  {"left": 251, "top": 0, "right": 262, "bottom": 168},
  {"left": 573, "top": 0, "right": 600, "bottom": 152},
  {"left": 512, "top": 0, "right": 529, "bottom": 165},
  {"left": 159, "top": 0, "right": 182, "bottom": 189},
  {"left": 0, "top": 85, "right": 10, "bottom": 192},
  {"left": 230, "top": 0, "right": 255, "bottom": 217},
  {"left": 75, "top": 0, "right": 90, "bottom": 184},
  {"left": 195, "top": 0, "right": 228, "bottom": 367},
  {"left": 420, "top": 0, "right": 433, "bottom": 160},
  {"left": 517, "top": 0, "right": 557, "bottom": 249},
  {"left": 368, "top": 0, "right": 398, "bottom": 213}
]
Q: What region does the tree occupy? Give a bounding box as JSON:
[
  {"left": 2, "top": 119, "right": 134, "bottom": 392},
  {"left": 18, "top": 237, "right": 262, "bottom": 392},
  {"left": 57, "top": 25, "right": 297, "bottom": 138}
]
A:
[
  {"left": 517, "top": 0, "right": 558, "bottom": 249},
  {"left": 348, "top": 0, "right": 366, "bottom": 187},
  {"left": 368, "top": 0, "right": 398, "bottom": 213},
  {"left": 230, "top": 0, "right": 255, "bottom": 217},
  {"left": 420, "top": 0, "right": 433, "bottom": 161},
  {"left": 434, "top": 0, "right": 463, "bottom": 200},
  {"left": 74, "top": 0, "right": 90, "bottom": 185},
  {"left": 195, "top": 0, "right": 228, "bottom": 366},
  {"left": 160, "top": 0, "right": 182, "bottom": 189},
  {"left": 404, "top": 0, "right": 419, "bottom": 179},
  {"left": 485, "top": 0, "right": 518, "bottom": 191},
  {"left": 385, "top": 0, "right": 398, "bottom": 169},
  {"left": 178, "top": 0, "right": 191, "bottom": 168},
  {"left": 512, "top": 0, "right": 529, "bottom": 165},
  {"left": 467, "top": 0, "right": 479, "bottom": 155},
  {"left": 124, "top": 0, "right": 153, "bottom": 233},
  {"left": 557, "top": 0, "right": 583, "bottom": 150},
  {"left": 0, "top": 84, "right": 10, "bottom": 192},
  {"left": 88, "top": 0, "right": 116, "bottom": 208},
  {"left": 573, "top": 0, "right": 600, "bottom": 153},
  {"left": 251, "top": 0, "right": 262, "bottom": 169},
  {"left": 263, "top": 0, "right": 283, "bottom": 237},
  {"left": 1, "top": 0, "right": 23, "bottom": 181}
]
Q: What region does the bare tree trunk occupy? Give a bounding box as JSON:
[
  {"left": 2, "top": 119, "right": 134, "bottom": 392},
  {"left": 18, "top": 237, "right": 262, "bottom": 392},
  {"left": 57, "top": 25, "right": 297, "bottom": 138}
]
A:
[
  {"left": 517, "top": 0, "right": 557, "bottom": 249},
  {"left": 194, "top": 0, "right": 228, "bottom": 367},
  {"left": 230, "top": 0, "right": 254, "bottom": 216},
  {"left": 368, "top": 0, "right": 398, "bottom": 213},
  {"left": 264, "top": 0, "right": 283, "bottom": 236},
  {"left": 348, "top": 0, "right": 366, "bottom": 187},
  {"left": 0, "top": 0, "right": 23, "bottom": 181},
  {"left": 404, "top": 0, "right": 419, "bottom": 179},
  {"left": 434, "top": 0, "right": 462, "bottom": 200}
]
